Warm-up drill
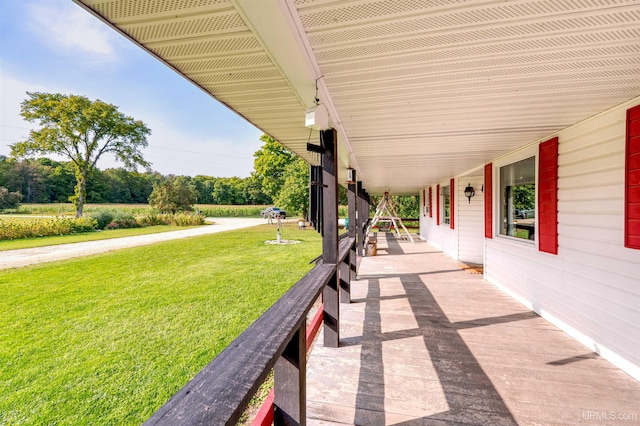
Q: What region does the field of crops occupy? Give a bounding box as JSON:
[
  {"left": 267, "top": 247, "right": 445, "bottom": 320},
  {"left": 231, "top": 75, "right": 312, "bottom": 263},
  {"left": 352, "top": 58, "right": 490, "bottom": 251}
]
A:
[{"left": 8, "top": 203, "right": 271, "bottom": 217}]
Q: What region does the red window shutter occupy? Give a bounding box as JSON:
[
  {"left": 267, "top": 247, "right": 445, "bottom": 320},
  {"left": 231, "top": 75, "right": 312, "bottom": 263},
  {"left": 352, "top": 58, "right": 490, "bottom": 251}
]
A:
[
  {"left": 538, "top": 137, "right": 559, "bottom": 254},
  {"left": 450, "top": 178, "right": 455, "bottom": 229},
  {"left": 484, "top": 163, "right": 492, "bottom": 239},
  {"left": 422, "top": 189, "right": 426, "bottom": 217},
  {"left": 626, "top": 104, "right": 640, "bottom": 249},
  {"left": 436, "top": 184, "right": 440, "bottom": 225},
  {"left": 428, "top": 187, "right": 433, "bottom": 218}
]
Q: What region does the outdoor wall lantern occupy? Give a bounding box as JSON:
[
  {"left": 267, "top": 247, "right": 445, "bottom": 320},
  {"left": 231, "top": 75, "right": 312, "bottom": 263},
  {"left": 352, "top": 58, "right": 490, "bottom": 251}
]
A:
[{"left": 464, "top": 183, "right": 475, "bottom": 203}]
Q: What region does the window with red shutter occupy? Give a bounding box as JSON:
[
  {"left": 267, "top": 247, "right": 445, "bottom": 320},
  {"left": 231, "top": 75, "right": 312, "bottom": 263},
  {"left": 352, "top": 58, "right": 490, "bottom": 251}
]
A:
[
  {"left": 428, "top": 187, "right": 432, "bottom": 218},
  {"left": 499, "top": 157, "right": 536, "bottom": 241}
]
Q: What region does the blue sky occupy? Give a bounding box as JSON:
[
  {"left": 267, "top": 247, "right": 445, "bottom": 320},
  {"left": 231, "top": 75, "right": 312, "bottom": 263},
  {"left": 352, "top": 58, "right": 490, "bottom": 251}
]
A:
[{"left": 0, "top": 0, "right": 263, "bottom": 178}]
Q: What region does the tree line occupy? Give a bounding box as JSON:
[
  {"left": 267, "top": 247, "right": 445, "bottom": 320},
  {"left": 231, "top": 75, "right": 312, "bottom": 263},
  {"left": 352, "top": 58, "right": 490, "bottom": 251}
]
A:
[
  {"left": 0, "top": 155, "right": 272, "bottom": 207},
  {"left": 0, "top": 138, "right": 419, "bottom": 218}
]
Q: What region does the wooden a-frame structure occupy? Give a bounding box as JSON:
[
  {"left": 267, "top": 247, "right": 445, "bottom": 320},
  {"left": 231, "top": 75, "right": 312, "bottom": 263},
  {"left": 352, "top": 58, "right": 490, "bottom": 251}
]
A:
[{"left": 365, "top": 191, "right": 414, "bottom": 243}]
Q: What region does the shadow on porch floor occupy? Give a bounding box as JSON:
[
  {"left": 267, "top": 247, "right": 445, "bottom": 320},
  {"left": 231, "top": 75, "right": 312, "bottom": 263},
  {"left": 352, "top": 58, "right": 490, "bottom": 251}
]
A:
[{"left": 306, "top": 233, "right": 640, "bottom": 425}]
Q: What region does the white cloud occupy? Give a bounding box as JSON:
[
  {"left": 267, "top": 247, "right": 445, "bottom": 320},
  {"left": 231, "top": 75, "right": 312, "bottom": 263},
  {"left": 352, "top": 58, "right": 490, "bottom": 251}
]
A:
[{"left": 27, "top": 1, "right": 118, "bottom": 62}]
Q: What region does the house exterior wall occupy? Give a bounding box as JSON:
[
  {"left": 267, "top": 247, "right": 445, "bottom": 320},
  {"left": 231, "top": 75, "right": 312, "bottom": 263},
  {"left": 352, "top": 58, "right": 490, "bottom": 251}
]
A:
[
  {"left": 456, "top": 176, "right": 484, "bottom": 264},
  {"left": 420, "top": 97, "right": 640, "bottom": 380},
  {"left": 420, "top": 181, "right": 458, "bottom": 259}
]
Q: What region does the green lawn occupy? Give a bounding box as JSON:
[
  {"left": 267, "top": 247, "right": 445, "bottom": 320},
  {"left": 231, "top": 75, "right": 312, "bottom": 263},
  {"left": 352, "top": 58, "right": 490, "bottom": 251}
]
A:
[
  {"left": 0, "top": 225, "right": 200, "bottom": 251},
  {"left": 0, "top": 224, "right": 321, "bottom": 425}
]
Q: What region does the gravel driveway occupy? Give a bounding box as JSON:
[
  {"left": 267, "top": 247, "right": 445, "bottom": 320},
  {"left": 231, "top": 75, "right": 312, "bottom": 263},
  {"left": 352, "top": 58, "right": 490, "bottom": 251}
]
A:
[{"left": 0, "top": 217, "right": 267, "bottom": 270}]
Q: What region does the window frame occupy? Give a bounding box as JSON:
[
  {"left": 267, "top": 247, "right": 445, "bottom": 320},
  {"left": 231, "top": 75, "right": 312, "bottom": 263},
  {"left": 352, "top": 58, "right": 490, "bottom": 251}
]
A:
[
  {"left": 494, "top": 146, "right": 538, "bottom": 245},
  {"left": 442, "top": 184, "right": 451, "bottom": 225}
]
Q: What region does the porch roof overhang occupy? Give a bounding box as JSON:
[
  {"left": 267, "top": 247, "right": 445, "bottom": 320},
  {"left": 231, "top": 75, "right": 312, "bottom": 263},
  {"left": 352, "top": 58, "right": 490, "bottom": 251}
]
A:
[{"left": 73, "top": 0, "right": 640, "bottom": 195}]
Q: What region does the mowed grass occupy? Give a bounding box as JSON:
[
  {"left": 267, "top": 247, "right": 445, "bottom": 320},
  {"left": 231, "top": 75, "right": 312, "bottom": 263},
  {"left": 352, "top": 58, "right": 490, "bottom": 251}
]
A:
[
  {"left": 0, "top": 224, "right": 321, "bottom": 425},
  {"left": 0, "top": 225, "right": 200, "bottom": 251}
]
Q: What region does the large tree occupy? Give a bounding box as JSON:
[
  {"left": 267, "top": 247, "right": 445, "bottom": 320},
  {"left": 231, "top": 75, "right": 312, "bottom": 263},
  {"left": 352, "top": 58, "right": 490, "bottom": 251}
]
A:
[
  {"left": 148, "top": 176, "right": 196, "bottom": 214},
  {"left": 11, "top": 92, "right": 151, "bottom": 216},
  {"left": 274, "top": 157, "right": 309, "bottom": 218},
  {"left": 252, "top": 134, "right": 296, "bottom": 201}
]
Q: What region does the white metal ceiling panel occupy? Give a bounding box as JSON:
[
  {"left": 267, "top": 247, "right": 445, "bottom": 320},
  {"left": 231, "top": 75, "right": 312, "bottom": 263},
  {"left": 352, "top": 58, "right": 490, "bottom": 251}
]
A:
[{"left": 75, "top": 0, "right": 640, "bottom": 194}]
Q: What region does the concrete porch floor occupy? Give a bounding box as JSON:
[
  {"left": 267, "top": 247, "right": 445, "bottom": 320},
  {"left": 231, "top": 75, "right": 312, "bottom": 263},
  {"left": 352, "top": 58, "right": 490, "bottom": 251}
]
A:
[{"left": 306, "top": 233, "right": 640, "bottom": 425}]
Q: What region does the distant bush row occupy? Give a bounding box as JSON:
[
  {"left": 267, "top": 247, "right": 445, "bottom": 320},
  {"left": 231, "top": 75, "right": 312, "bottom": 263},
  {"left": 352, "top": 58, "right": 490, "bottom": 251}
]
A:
[
  {"left": 6, "top": 203, "right": 350, "bottom": 220},
  {"left": 0, "top": 217, "right": 97, "bottom": 240},
  {"left": 0, "top": 212, "right": 205, "bottom": 240}
]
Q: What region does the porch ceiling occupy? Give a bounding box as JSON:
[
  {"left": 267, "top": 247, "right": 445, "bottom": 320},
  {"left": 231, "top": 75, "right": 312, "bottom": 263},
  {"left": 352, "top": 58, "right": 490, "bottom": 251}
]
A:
[{"left": 74, "top": 0, "right": 640, "bottom": 195}]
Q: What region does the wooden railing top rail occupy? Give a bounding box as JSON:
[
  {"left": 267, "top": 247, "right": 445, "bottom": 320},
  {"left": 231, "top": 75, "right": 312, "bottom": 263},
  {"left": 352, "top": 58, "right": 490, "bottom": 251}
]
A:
[
  {"left": 144, "top": 263, "right": 335, "bottom": 425},
  {"left": 338, "top": 236, "right": 354, "bottom": 262}
]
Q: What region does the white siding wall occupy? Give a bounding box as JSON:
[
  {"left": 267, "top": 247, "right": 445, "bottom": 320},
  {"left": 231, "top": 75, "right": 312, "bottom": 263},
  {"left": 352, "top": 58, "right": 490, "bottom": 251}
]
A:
[
  {"left": 419, "top": 188, "right": 433, "bottom": 242},
  {"left": 420, "top": 183, "right": 458, "bottom": 259},
  {"left": 457, "top": 176, "right": 484, "bottom": 264},
  {"left": 486, "top": 98, "right": 640, "bottom": 380}
]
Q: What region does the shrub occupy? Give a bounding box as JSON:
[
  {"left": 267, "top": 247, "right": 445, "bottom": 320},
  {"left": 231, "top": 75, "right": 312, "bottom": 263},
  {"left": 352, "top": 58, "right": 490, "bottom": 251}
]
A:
[
  {"left": 106, "top": 218, "right": 139, "bottom": 229},
  {"left": 0, "top": 217, "right": 97, "bottom": 240},
  {"left": 0, "top": 187, "right": 23, "bottom": 211},
  {"left": 114, "top": 211, "right": 140, "bottom": 227},
  {"left": 90, "top": 210, "right": 139, "bottom": 230},
  {"left": 139, "top": 212, "right": 169, "bottom": 226},
  {"left": 171, "top": 212, "right": 206, "bottom": 226},
  {"left": 139, "top": 212, "right": 205, "bottom": 227},
  {"left": 90, "top": 209, "right": 115, "bottom": 230},
  {"left": 69, "top": 217, "right": 98, "bottom": 233}
]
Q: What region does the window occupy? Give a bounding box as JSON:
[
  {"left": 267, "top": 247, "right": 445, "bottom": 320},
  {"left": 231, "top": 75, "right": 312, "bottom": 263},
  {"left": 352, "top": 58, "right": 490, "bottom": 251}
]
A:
[
  {"left": 442, "top": 185, "right": 450, "bottom": 225},
  {"left": 499, "top": 156, "right": 535, "bottom": 241},
  {"left": 423, "top": 189, "right": 429, "bottom": 216}
]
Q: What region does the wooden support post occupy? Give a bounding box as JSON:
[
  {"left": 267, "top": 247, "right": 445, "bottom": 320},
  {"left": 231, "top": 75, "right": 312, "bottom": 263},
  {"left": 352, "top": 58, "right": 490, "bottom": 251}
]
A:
[
  {"left": 346, "top": 173, "right": 356, "bottom": 288},
  {"left": 339, "top": 253, "right": 350, "bottom": 304},
  {"left": 321, "top": 128, "right": 339, "bottom": 348},
  {"left": 357, "top": 182, "right": 365, "bottom": 257},
  {"left": 274, "top": 322, "right": 306, "bottom": 426},
  {"left": 348, "top": 172, "right": 356, "bottom": 242},
  {"left": 366, "top": 191, "right": 371, "bottom": 235}
]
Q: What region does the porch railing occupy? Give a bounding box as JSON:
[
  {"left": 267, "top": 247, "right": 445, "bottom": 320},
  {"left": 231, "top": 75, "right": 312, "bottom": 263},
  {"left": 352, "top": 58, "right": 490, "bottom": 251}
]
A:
[{"left": 144, "top": 236, "right": 356, "bottom": 425}]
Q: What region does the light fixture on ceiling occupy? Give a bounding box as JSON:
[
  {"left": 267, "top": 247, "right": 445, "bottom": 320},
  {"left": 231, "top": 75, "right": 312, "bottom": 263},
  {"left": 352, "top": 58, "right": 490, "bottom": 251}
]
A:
[
  {"left": 305, "top": 104, "right": 329, "bottom": 130},
  {"left": 464, "top": 183, "right": 475, "bottom": 203},
  {"left": 305, "top": 76, "right": 330, "bottom": 130}
]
